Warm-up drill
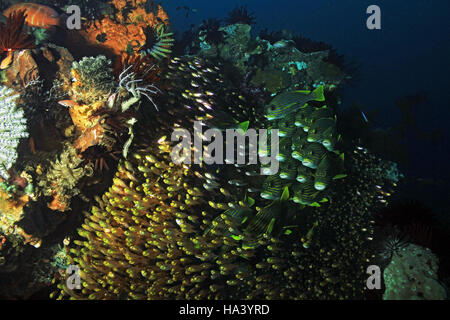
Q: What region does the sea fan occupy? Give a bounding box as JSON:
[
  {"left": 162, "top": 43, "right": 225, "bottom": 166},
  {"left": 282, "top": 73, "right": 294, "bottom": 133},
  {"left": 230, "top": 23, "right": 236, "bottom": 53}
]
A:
[{"left": 0, "top": 86, "right": 29, "bottom": 179}]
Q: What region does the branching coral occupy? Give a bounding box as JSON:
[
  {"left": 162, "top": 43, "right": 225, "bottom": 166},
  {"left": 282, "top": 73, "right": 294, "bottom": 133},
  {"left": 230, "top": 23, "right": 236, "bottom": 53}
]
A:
[{"left": 0, "top": 85, "right": 29, "bottom": 179}]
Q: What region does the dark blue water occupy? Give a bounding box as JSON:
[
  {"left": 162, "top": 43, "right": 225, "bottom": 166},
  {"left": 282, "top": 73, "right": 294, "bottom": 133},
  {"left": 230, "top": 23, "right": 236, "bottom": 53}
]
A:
[{"left": 164, "top": 0, "right": 450, "bottom": 212}]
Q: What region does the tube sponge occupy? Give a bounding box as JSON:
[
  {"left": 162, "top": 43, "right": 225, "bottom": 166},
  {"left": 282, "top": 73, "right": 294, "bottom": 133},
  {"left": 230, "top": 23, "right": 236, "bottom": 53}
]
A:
[{"left": 0, "top": 86, "right": 29, "bottom": 179}]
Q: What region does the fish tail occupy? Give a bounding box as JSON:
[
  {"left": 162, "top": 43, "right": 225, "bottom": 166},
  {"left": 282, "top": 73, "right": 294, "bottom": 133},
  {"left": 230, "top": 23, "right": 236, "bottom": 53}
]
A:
[{"left": 310, "top": 85, "right": 325, "bottom": 102}]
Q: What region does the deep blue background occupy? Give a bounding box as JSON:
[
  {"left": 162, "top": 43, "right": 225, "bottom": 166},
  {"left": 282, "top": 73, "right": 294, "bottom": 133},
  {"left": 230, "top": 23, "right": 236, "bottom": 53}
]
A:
[{"left": 161, "top": 0, "right": 450, "bottom": 211}]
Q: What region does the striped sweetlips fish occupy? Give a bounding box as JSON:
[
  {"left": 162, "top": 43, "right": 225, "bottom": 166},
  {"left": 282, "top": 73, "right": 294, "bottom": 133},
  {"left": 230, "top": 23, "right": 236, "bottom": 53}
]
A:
[{"left": 265, "top": 85, "right": 325, "bottom": 121}]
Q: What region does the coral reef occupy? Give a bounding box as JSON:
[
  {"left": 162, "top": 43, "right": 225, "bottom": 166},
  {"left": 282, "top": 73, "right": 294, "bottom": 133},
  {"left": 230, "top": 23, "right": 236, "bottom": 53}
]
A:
[
  {"left": 48, "top": 55, "right": 400, "bottom": 300},
  {"left": 64, "top": 0, "right": 170, "bottom": 62},
  {"left": 54, "top": 129, "right": 400, "bottom": 300},
  {"left": 0, "top": 231, "right": 68, "bottom": 298},
  {"left": 0, "top": 1, "right": 444, "bottom": 302},
  {"left": 250, "top": 68, "right": 292, "bottom": 94},
  {"left": 196, "top": 22, "right": 346, "bottom": 92}
]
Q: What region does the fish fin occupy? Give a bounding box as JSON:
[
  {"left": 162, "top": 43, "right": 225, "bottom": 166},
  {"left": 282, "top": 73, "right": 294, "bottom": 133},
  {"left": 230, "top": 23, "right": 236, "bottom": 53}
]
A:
[
  {"left": 246, "top": 196, "right": 255, "bottom": 207},
  {"left": 311, "top": 85, "right": 325, "bottom": 102},
  {"left": 280, "top": 186, "right": 290, "bottom": 201},
  {"left": 266, "top": 218, "right": 276, "bottom": 234},
  {"left": 295, "top": 90, "right": 311, "bottom": 94},
  {"left": 309, "top": 202, "right": 321, "bottom": 207},
  {"left": 231, "top": 235, "right": 242, "bottom": 241},
  {"left": 238, "top": 121, "right": 250, "bottom": 133},
  {"left": 333, "top": 174, "right": 347, "bottom": 180},
  {"left": 319, "top": 197, "right": 329, "bottom": 203}
]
